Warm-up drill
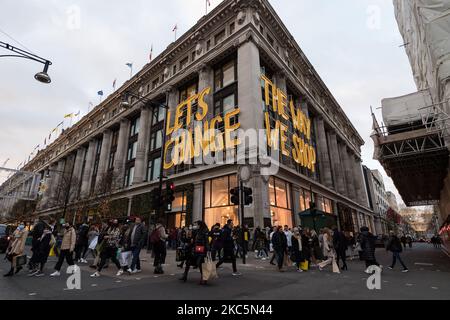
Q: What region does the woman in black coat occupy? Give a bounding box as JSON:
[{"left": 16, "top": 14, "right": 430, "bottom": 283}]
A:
[
  {"left": 179, "top": 221, "right": 209, "bottom": 284},
  {"left": 33, "top": 227, "right": 53, "bottom": 276},
  {"left": 358, "top": 227, "right": 379, "bottom": 270},
  {"left": 291, "top": 228, "right": 304, "bottom": 272}
]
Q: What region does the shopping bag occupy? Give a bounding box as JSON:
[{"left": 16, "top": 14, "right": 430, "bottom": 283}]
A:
[
  {"left": 202, "top": 252, "right": 218, "bottom": 281},
  {"left": 119, "top": 251, "right": 132, "bottom": 267},
  {"left": 300, "top": 260, "right": 309, "bottom": 271},
  {"left": 49, "top": 245, "right": 56, "bottom": 257},
  {"left": 16, "top": 255, "right": 27, "bottom": 267},
  {"left": 176, "top": 247, "right": 186, "bottom": 262},
  {"left": 89, "top": 236, "right": 98, "bottom": 250},
  {"left": 332, "top": 258, "right": 340, "bottom": 273},
  {"left": 283, "top": 253, "right": 290, "bottom": 267}
]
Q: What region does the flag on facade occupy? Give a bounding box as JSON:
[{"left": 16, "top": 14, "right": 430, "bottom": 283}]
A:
[
  {"left": 64, "top": 113, "right": 74, "bottom": 118},
  {"left": 113, "top": 78, "right": 117, "bottom": 90},
  {"left": 126, "top": 63, "right": 133, "bottom": 78},
  {"left": 149, "top": 45, "right": 153, "bottom": 62},
  {"left": 75, "top": 110, "right": 80, "bottom": 116},
  {"left": 173, "top": 24, "right": 178, "bottom": 41},
  {"left": 44, "top": 137, "right": 47, "bottom": 145},
  {"left": 97, "top": 90, "right": 104, "bottom": 96}
]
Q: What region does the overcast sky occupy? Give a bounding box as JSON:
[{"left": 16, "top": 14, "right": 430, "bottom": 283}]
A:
[{"left": 0, "top": 0, "right": 418, "bottom": 205}]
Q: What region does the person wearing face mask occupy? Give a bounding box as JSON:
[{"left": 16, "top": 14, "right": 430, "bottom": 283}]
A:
[
  {"left": 90, "top": 219, "right": 123, "bottom": 277},
  {"left": 4, "top": 223, "right": 29, "bottom": 277},
  {"left": 50, "top": 223, "right": 76, "bottom": 277},
  {"left": 179, "top": 220, "right": 210, "bottom": 284},
  {"left": 30, "top": 225, "right": 54, "bottom": 277}
]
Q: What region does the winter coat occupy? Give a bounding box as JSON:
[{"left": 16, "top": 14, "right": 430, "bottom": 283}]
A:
[
  {"left": 130, "top": 223, "right": 146, "bottom": 248},
  {"left": 221, "top": 225, "right": 235, "bottom": 251},
  {"left": 76, "top": 224, "right": 90, "bottom": 245},
  {"left": 209, "top": 227, "right": 223, "bottom": 250},
  {"left": 333, "top": 230, "right": 348, "bottom": 255},
  {"left": 301, "top": 234, "right": 311, "bottom": 260},
  {"left": 322, "top": 233, "right": 335, "bottom": 258},
  {"left": 38, "top": 230, "right": 52, "bottom": 264},
  {"left": 359, "top": 231, "right": 376, "bottom": 261},
  {"left": 60, "top": 227, "right": 76, "bottom": 251},
  {"left": 291, "top": 235, "right": 304, "bottom": 263},
  {"left": 386, "top": 235, "right": 403, "bottom": 253},
  {"left": 9, "top": 229, "right": 29, "bottom": 256},
  {"left": 272, "top": 231, "right": 287, "bottom": 252}
]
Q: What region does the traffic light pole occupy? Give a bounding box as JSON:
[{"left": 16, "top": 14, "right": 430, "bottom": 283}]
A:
[{"left": 239, "top": 180, "right": 246, "bottom": 265}]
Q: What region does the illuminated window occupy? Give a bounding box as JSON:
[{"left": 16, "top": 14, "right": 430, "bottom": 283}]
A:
[
  {"left": 204, "top": 175, "right": 238, "bottom": 228},
  {"left": 268, "top": 177, "right": 292, "bottom": 227}
]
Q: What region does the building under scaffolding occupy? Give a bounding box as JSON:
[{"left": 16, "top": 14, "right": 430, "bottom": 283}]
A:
[
  {"left": 371, "top": 93, "right": 450, "bottom": 207},
  {"left": 375, "top": 0, "right": 450, "bottom": 248}
]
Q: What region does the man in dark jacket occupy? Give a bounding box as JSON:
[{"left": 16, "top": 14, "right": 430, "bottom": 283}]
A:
[
  {"left": 358, "top": 226, "right": 381, "bottom": 273},
  {"left": 216, "top": 220, "right": 241, "bottom": 276},
  {"left": 75, "top": 219, "right": 90, "bottom": 263},
  {"left": 272, "top": 226, "right": 287, "bottom": 272},
  {"left": 386, "top": 231, "right": 409, "bottom": 272},
  {"left": 333, "top": 227, "right": 348, "bottom": 270},
  {"left": 209, "top": 223, "right": 223, "bottom": 261},
  {"left": 129, "top": 217, "right": 146, "bottom": 273}
]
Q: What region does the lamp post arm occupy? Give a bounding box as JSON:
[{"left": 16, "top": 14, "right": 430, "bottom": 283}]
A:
[{"left": 0, "top": 41, "right": 52, "bottom": 66}]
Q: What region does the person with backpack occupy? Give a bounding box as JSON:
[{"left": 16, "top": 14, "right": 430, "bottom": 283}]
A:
[
  {"left": 386, "top": 231, "right": 409, "bottom": 272},
  {"left": 150, "top": 220, "right": 168, "bottom": 274},
  {"left": 29, "top": 225, "right": 54, "bottom": 277}
]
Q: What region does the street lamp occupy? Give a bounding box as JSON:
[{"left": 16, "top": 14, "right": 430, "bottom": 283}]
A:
[{"left": 1, "top": 41, "right": 53, "bottom": 84}]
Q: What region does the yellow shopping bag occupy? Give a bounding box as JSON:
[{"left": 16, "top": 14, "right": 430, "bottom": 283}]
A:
[
  {"left": 300, "top": 261, "right": 309, "bottom": 271},
  {"left": 49, "top": 245, "right": 56, "bottom": 257}
]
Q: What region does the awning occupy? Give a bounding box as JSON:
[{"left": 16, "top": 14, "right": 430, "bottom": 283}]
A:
[{"left": 298, "top": 209, "right": 337, "bottom": 231}]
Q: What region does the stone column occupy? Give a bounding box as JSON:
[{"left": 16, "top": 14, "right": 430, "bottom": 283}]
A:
[
  {"left": 292, "top": 185, "right": 301, "bottom": 226},
  {"left": 341, "top": 144, "right": 356, "bottom": 201},
  {"left": 134, "top": 107, "right": 151, "bottom": 184},
  {"left": 113, "top": 119, "right": 130, "bottom": 189},
  {"left": 315, "top": 117, "right": 333, "bottom": 188},
  {"left": 192, "top": 182, "right": 203, "bottom": 223},
  {"left": 328, "top": 132, "right": 346, "bottom": 195},
  {"left": 198, "top": 64, "right": 213, "bottom": 107},
  {"left": 40, "top": 167, "right": 53, "bottom": 208},
  {"left": 50, "top": 160, "right": 65, "bottom": 203},
  {"left": 95, "top": 130, "right": 112, "bottom": 187},
  {"left": 70, "top": 148, "right": 86, "bottom": 201},
  {"left": 353, "top": 155, "right": 368, "bottom": 207},
  {"left": 237, "top": 39, "right": 264, "bottom": 134},
  {"left": 80, "top": 140, "right": 96, "bottom": 198},
  {"left": 127, "top": 196, "right": 133, "bottom": 217}
]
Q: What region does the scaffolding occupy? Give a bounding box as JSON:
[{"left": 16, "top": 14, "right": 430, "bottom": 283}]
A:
[{"left": 371, "top": 99, "right": 450, "bottom": 207}]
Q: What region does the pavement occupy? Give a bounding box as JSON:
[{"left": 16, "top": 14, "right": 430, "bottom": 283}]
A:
[{"left": 0, "top": 243, "right": 449, "bottom": 300}]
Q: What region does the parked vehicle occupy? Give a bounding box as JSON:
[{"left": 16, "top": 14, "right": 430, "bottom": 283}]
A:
[{"left": 0, "top": 224, "right": 12, "bottom": 253}]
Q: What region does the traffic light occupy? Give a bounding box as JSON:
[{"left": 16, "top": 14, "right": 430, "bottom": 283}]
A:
[
  {"left": 243, "top": 187, "right": 253, "bottom": 205},
  {"left": 230, "top": 187, "right": 240, "bottom": 205},
  {"left": 150, "top": 188, "right": 162, "bottom": 209},
  {"left": 165, "top": 181, "right": 175, "bottom": 211}
]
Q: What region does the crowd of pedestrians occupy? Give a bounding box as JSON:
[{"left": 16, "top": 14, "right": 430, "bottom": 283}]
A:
[{"left": 2, "top": 216, "right": 414, "bottom": 282}]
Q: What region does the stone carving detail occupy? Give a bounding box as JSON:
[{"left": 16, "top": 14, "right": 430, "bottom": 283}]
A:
[
  {"left": 195, "top": 42, "right": 203, "bottom": 56},
  {"left": 237, "top": 10, "right": 246, "bottom": 25},
  {"left": 163, "top": 66, "right": 170, "bottom": 79},
  {"left": 252, "top": 11, "right": 260, "bottom": 26}
]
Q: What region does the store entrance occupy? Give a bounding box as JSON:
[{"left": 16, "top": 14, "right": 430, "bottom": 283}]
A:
[{"left": 166, "top": 212, "right": 186, "bottom": 230}]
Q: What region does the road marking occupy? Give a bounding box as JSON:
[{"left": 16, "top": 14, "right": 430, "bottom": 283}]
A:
[
  {"left": 91, "top": 284, "right": 98, "bottom": 287},
  {"left": 170, "top": 274, "right": 175, "bottom": 276},
  {"left": 431, "top": 287, "right": 439, "bottom": 290},
  {"left": 28, "top": 293, "right": 37, "bottom": 296},
  {"left": 414, "top": 263, "right": 433, "bottom": 266},
  {"left": 135, "top": 278, "right": 141, "bottom": 280},
  {"left": 115, "top": 280, "right": 122, "bottom": 283},
  {"left": 153, "top": 276, "right": 159, "bottom": 278},
  {"left": 383, "top": 280, "right": 389, "bottom": 283},
  {"left": 406, "top": 283, "right": 414, "bottom": 287}
]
